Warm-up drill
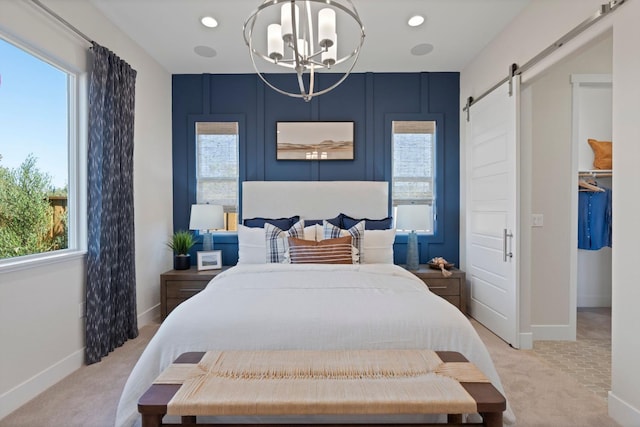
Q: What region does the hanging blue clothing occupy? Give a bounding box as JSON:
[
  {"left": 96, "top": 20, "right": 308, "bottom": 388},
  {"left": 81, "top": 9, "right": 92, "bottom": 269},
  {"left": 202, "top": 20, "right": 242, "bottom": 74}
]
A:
[{"left": 578, "top": 188, "right": 612, "bottom": 250}]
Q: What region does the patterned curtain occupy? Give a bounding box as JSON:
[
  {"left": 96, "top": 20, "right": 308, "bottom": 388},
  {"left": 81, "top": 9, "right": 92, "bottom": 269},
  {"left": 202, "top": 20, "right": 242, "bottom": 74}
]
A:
[{"left": 86, "top": 43, "right": 138, "bottom": 364}]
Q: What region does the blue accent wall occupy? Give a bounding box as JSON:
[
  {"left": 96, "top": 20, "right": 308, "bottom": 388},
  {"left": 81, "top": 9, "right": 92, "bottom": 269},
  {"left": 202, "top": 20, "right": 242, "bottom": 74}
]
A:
[{"left": 172, "top": 72, "right": 460, "bottom": 266}]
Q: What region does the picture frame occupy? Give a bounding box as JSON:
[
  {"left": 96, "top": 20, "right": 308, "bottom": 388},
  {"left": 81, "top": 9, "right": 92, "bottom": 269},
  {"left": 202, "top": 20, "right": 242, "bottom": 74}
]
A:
[
  {"left": 196, "top": 250, "right": 222, "bottom": 271},
  {"left": 276, "top": 121, "right": 354, "bottom": 160}
]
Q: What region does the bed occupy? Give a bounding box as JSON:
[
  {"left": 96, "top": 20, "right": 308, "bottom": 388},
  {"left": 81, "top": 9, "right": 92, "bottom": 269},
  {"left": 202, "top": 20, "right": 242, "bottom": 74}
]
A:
[{"left": 115, "top": 181, "right": 515, "bottom": 426}]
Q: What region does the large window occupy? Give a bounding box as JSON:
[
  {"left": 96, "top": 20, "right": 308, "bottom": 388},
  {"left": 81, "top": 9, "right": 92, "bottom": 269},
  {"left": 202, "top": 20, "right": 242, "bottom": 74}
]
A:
[
  {"left": 392, "top": 120, "right": 436, "bottom": 234},
  {"left": 0, "top": 37, "right": 77, "bottom": 260},
  {"left": 195, "top": 122, "right": 239, "bottom": 231}
]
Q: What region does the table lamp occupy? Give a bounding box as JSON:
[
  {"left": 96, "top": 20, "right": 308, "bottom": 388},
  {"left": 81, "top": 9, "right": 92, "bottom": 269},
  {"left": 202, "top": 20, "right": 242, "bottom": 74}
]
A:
[
  {"left": 395, "top": 204, "right": 430, "bottom": 270},
  {"left": 189, "top": 204, "right": 224, "bottom": 251}
]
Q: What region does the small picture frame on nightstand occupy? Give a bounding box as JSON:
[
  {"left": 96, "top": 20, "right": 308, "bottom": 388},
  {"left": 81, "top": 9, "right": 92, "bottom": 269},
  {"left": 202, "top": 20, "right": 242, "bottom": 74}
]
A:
[{"left": 196, "top": 250, "right": 222, "bottom": 271}]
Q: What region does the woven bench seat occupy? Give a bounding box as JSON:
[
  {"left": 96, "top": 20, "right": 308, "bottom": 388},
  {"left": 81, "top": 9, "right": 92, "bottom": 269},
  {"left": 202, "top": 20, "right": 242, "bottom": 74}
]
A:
[{"left": 138, "top": 350, "right": 506, "bottom": 427}]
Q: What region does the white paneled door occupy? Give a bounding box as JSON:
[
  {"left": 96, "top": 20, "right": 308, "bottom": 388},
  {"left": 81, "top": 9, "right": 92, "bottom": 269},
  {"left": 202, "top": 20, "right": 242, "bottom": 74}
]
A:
[{"left": 466, "top": 78, "right": 519, "bottom": 348}]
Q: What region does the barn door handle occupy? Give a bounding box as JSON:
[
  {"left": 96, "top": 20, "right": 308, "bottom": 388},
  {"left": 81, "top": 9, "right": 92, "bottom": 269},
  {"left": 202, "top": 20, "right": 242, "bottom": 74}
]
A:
[{"left": 503, "top": 229, "right": 513, "bottom": 262}]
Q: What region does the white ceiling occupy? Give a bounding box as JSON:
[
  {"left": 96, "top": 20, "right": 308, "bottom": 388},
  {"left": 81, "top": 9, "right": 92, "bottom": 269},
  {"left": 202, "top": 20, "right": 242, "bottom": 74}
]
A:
[{"left": 89, "top": 0, "right": 530, "bottom": 75}]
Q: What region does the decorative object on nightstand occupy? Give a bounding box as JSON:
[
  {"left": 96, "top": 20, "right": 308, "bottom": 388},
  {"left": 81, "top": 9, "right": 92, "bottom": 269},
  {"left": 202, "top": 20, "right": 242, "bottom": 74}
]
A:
[
  {"left": 197, "top": 250, "right": 222, "bottom": 271},
  {"left": 166, "top": 230, "right": 195, "bottom": 270},
  {"left": 160, "top": 266, "right": 231, "bottom": 320},
  {"left": 395, "top": 204, "right": 430, "bottom": 271},
  {"left": 189, "top": 204, "right": 224, "bottom": 251},
  {"left": 428, "top": 256, "right": 454, "bottom": 277}
]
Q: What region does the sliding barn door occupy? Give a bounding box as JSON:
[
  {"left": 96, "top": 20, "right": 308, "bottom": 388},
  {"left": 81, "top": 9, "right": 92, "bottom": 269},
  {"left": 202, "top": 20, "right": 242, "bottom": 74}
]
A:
[{"left": 466, "top": 79, "right": 519, "bottom": 348}]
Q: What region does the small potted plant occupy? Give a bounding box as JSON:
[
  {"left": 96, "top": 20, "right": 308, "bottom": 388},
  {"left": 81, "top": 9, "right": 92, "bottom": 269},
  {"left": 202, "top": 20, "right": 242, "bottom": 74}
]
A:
[{"left": 167, "top": 230, "right": 195, "bottom": 270}]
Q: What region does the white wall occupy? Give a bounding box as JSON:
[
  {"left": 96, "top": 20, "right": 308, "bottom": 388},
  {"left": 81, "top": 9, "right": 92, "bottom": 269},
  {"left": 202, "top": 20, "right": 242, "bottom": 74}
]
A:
[
  {"left": 527, "top": 34, "right": 612, "bottom": 331},
  {"left": 460, "top": 0, "right": 640, "bottom": 424},
  {"left": 609, "top": 0, "right": 640, "bottom": 423},
  {"left": 0, "top": 0, "right": 173, "bottom": 419}
]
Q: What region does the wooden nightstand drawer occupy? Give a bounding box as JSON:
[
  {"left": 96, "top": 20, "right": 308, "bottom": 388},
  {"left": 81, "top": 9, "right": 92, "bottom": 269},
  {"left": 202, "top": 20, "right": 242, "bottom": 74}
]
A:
[
  {"left": 421, "top": 278, "right": 460, "bottom": 296},
  {"left": 165, "top": 280, "right": 208, "bottom": 298},
  {"left": 161, "top": 266, "right": 231, "bottom": 320},
  {"left": 411, "top": 266, "right": 466, "bottom": 314}
]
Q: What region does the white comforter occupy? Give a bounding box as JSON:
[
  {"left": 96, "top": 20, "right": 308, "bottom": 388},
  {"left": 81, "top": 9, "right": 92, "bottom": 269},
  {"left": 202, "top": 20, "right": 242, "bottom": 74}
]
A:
[{"left": 115, "top": 263, "right": 515, "bottom": 426}]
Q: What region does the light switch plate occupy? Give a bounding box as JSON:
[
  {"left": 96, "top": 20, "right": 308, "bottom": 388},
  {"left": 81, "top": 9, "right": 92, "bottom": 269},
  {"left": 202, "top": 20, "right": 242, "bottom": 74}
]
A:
[{"left": 531, "top": 213, "right": 544, "bottom": 227}]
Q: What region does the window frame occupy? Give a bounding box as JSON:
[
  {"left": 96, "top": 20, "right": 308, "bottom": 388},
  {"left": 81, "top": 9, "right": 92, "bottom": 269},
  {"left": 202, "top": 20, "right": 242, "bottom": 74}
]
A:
[
  {"left": 385, "top": 113, "right": 444, "bottom": 244},
  {"left": 186, "top": 114, "right": 245, "bottom": 237},
  {"left": 0, "top": 34, "right": 87, "bottom": 272},
  {"left": 195, "top": 121, "right": 240, "bottom": 216}
]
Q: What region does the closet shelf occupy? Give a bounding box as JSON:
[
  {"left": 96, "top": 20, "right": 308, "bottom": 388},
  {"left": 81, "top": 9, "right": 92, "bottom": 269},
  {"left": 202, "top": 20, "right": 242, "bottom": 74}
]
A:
[{"left": 579, "top": 169, "right": 612, "bottom": 178}]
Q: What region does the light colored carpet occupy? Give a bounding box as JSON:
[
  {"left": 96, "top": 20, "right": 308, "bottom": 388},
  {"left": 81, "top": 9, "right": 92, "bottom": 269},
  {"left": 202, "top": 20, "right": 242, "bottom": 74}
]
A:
[
  {"left": 0, "top": 325, "right": 159, "bottom": 427},
  {"left": 531, "top": 308, "right": 612, "bottom": 401},
  {"left": 0, "top": 314, "right": 620, "bottom": 427},
  {"left": 471, "top": 317, "right": 618, "bottom": 427}
]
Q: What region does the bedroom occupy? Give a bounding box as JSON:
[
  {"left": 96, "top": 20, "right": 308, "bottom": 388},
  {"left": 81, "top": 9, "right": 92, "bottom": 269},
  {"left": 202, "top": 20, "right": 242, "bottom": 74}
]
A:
[{"left": 0, "top": 1, "right": 638, "bottom": 426}]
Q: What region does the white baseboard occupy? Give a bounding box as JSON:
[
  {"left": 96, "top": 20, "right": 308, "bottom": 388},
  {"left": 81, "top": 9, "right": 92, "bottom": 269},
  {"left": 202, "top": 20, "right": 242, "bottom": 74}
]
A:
[
  {"left": 531, "top": 323, "right": 576, "bottom": 341},
  {"left": 137, "top": 303, "right": 160, "bottom": 327},
  {"left": 609, "top": 391, "right": 640, "bottom": 426},
  {"left": 518, "top": 332, "right": 533, "bottom": 349},
  {"left": 0, "top": 348, "right": 84, "bottom": 420},
  {"left": 1, "top": 305, "right": 159, "bottom": 421},
  {"left": 577, "top": 296, "right": 612, "bottom": 308}
]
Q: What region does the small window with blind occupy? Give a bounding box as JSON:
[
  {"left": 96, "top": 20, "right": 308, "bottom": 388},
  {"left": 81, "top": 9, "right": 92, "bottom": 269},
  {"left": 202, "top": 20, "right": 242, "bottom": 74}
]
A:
[
  {"left": 392, "top": 120, "right": 436, "bottom": 235},
  {"left": 195, "top": 122, "right": 239, "bottom": 231}
]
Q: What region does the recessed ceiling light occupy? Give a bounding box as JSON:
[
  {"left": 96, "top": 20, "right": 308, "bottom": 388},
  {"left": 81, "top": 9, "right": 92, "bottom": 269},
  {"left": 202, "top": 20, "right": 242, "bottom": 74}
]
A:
[
  {"left": 201, "top": 16, "right": 218, "bottom": 28},
  {"left": 408, "top": 15, "right": 425, "bottom": 27}
]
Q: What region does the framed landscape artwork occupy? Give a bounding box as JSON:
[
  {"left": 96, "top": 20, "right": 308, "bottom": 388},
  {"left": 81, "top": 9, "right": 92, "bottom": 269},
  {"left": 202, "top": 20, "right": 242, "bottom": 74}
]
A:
[
  {"left": 197, "top": 250, "right": 222, "bottom": 271},
  {"left": 276, "top": 121, "right": 354, "bottom": 160}
]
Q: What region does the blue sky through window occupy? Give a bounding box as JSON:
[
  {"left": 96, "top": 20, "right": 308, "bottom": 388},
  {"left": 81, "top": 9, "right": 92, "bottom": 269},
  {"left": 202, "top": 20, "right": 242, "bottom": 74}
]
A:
[{"left": 0, "top": 37, "right": 68, "bottom": 189}]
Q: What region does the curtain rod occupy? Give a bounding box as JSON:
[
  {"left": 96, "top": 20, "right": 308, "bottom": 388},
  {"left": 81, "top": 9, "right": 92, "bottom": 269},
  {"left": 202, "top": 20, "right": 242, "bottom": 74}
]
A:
[
  {"left": 30, "top": 0, "right": 94, "bottom": 45},
  {"left": 463, "top": 0, "right": 625, "bottom": 119}
]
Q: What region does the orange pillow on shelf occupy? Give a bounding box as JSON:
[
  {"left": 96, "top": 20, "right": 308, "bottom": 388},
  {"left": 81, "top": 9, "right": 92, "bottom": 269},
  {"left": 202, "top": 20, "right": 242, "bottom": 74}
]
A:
[{"left": 587, "top": 139, "right": 612, "bottom": 170}]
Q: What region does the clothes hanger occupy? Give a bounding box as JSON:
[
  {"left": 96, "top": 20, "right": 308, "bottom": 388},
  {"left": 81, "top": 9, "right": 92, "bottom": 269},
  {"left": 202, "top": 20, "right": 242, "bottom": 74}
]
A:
[{"left": 578, "top": 179, "right": 605, "bottom": 192}]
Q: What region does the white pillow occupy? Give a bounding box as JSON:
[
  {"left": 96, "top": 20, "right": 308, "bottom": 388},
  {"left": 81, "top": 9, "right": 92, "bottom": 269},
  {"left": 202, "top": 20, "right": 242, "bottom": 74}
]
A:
[
  {"left": 362, "top": 229, "right": 396, "bottom": 264},
  {"left": 303, "top": 225, "right": 317, "bottom": 241},
  {"left": 237, "top": 224, "right": 266, "bottom": 264}
]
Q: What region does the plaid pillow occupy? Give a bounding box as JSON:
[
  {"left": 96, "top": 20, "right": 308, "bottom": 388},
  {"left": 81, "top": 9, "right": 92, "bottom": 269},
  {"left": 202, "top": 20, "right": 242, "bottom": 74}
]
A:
[
  {"left": 323, "top": 219, "right": 364, "bottom": 263},
  {"left": 264, "top": 220, "right": 304, "bottom": 263}
]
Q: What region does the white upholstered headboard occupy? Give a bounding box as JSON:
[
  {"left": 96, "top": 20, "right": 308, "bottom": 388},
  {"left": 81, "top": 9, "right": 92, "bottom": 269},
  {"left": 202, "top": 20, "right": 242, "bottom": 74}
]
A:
[{"left": 242, "top": 181, "right": 389, "bottom": 221}]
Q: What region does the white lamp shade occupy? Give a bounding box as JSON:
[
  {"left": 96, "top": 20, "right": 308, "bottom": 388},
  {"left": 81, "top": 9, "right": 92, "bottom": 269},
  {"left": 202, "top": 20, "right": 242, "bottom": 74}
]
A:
[
  {"left": 318, "top": 8, "right": 336, "bottom": 49},
  {"left": 395, "top": 204, "right": 430, "bottom": 231},
  {"left": 189, "top": 204, "right": 224, "bottom": 231},
  {"left": 281, "top": 3, "right": 299, "bottom": 43},
  {"left": 268, "top": 24, "right": 284, "bottom": 60},
  {"left": 322, "top": 33, "right": 337, "bottom": 66}
]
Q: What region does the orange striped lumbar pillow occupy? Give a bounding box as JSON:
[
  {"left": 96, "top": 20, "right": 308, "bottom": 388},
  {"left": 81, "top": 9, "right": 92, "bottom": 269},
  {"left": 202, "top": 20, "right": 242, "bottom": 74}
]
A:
[{"left": 287, "top": 235, "right": 353, "bottom": 264}]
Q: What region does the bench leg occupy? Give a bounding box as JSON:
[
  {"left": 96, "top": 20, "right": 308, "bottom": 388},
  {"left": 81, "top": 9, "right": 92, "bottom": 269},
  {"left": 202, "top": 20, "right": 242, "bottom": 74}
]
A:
[
  {"left": 482, "top": 411, "right": 503, "bottom": 427},
  {"left": 447, "top": 413, "right": 463, "bottom": 423},
  {"left": 182, "top": 415, "right": 196, "bottom": 424},
  {"left": 141, "top": 413, "right": 163, "bottom": 427}
]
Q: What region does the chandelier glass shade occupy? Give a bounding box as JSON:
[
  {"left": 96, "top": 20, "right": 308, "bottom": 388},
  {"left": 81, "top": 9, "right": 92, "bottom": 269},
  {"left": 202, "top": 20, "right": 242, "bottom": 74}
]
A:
[{"left": 243, "top": 0, "right": 365, "bottom": 102}]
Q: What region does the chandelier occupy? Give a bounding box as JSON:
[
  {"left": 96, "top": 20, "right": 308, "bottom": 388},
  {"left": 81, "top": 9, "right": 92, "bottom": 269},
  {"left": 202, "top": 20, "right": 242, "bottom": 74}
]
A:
[{"left": 243, "top": 0, "right": 365, "bottom": 102}]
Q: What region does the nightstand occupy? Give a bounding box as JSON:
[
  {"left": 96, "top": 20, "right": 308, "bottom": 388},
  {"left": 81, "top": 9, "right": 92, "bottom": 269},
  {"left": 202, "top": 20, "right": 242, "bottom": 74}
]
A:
[
  {"left": 160, "top": 266, "right": 231, "bottom": 320},
  {"left": 411, "top": 266, "right": 467, "bottom": 314}
]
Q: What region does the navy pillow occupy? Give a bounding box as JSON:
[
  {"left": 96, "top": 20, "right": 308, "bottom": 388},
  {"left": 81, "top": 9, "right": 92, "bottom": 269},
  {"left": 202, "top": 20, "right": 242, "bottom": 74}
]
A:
[
  {"left": 305, "top": 215, "right": 342, "bottom": 227},
  {"left": 243, "top": 216, "right": 300, "bottom": 229},
  {"left": 341, "top": 213, "right": 393, "bottom": 230}
]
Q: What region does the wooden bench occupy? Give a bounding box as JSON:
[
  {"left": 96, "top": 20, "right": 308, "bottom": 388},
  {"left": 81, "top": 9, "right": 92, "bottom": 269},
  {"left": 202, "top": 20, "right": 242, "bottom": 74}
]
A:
[{"left": 138, "top": 350, "right": 506, "bottom": 427}]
